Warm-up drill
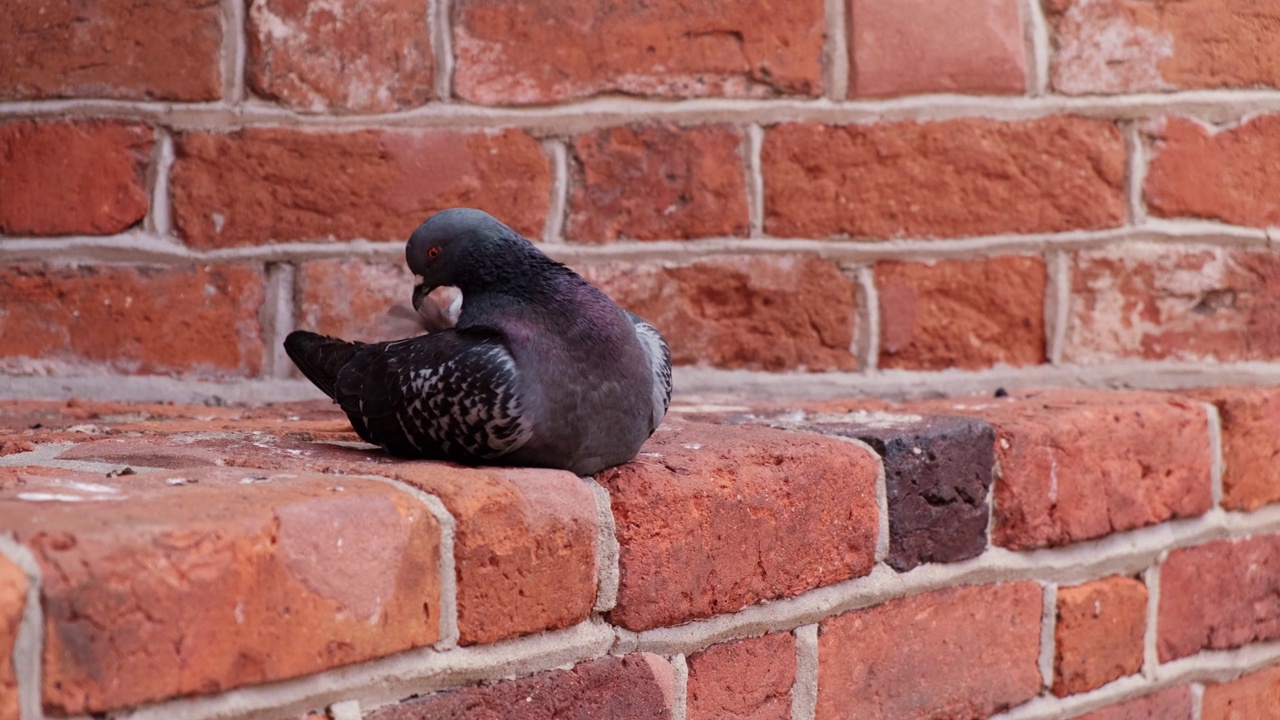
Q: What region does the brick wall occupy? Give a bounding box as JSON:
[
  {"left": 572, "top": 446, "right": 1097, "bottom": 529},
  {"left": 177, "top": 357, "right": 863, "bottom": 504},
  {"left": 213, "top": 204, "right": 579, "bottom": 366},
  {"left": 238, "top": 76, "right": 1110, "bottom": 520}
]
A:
[
  {"left": 5, "top": 387, "right": 1280, "bottom": 719},
  {"left": 5, "top": 0, "right": 1280, "bottom": 401}
]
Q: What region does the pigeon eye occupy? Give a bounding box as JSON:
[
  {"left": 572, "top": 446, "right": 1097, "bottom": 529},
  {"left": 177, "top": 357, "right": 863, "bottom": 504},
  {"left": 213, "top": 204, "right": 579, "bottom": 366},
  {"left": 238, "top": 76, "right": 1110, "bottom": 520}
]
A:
[{"left": 427, "top": 246, "right": 441, "bottom": 260}]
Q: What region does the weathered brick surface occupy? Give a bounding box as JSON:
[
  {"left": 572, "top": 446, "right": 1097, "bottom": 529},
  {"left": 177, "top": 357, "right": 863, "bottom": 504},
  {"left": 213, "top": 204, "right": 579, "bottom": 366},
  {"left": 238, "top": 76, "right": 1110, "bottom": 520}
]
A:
[
  {"left": 1054, "top": 576, "right": 1147, "bottom": 696},
  {"left": 170, "top": 128, "right": 550, "bottom": 248},
  {"left": 246, "top": 0, "right": 434, "bottom": 113},
  {"left": 876, "top": 256, "right": 1048, "bottom": 370},
  {"left": 795, "top": 413, "right": 993, "bottom": 571},
  {"left": 1159, "top": 536, "right": 1280, "bottom": 662},
  {"left": 0, "top": 120, "right": 153, "bottom": 236},
  {"left": 762, "top": 118, "right": 1125, "bottom": 239},
  {"left": 1065, "top": 245, "right": 1280, "bottom": 363},
  {"left": 817, "top": 582, "right": 1043, "bottom": 720},
  {"left": 1145, "top": 116, "right": 1280, "bottom": 228},
  {"left": 582, "top": 255, "right": 858, "bottom": 371},
  {"left": 0, "top": 0, "right": 221, "bottom": 101},
  {"left": 0, "top": 264, "right": 265, "bottom": 377},
  {"left": 367, "top": 653, "right": 674, "bottom": 719},
  {"left": 1047, "top": 0, "right": 1280, "bottom": 94},
  {"left": 452, "top": 0, "right": 825, "bottom": 104},
  {"left": 1072, "top": 686, "right": 1193, "bottom": 720},
  {"left": 296, "top": 259, "right": 417, "bottom": 343},
  {"left": 1202, "top": 665, "right": 1280, "bottom": 720},
  {"left": 908, "top": 390, "right": 1213, "bottom": 549},
  {"left": 0, "top": 467, "right": 441, "bottom": 715},
  {"left": 1194, "top": 387, "right": 1280, "bottom": 511},
  {"left": 686, "top": 633, "right": 795, "bottom": 720},
  {"left": 568, "top": 124, "right": 749, "bottom": 242},
  {"left": 598, "top": 420, "right": 880, "bottom": 631},
  {"left": 848, "top": 0, "right": 1026, "bottom": 97},
  {"left": 0, "top": 555, "right": 27, "bottom": 720}
]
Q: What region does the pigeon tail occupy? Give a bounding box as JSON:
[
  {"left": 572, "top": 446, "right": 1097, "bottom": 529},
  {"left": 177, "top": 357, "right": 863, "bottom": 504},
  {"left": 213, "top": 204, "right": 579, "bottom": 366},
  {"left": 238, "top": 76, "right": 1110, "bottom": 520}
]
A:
[{"left": 284, "top": 331, "right": 362, "bottom": 400}]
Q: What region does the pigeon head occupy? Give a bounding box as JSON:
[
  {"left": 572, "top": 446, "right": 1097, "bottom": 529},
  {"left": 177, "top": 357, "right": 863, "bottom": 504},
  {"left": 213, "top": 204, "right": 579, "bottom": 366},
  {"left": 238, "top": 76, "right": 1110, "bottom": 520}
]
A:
[{"left": 406, "top": 208, "right": 542, "bottom": 309}]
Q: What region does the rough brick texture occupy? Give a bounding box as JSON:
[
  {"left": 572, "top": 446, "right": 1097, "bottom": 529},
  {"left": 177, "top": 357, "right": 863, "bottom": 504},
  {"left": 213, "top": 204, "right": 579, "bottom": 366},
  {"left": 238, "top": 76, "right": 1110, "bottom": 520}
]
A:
[
  {"left": 0, "top": 120, "right": 153, "bottom": 236},
  {"left": 0, "top": 555, "right": 26, "bottom": 720},
  {"left": 1145, "top": 115, "right": 1280, "bottom": 228},
  {"left": 1159, "top": 536, "right": 1280, "bottom": 662},
  {"left": 762, "top": 118, "right": 1125, "bottom": 239},
  {"left": 686, "top": 633, "right": 795, "bottom": 720},
  {"left": 1066, "top": 245, "right": 1280, "bottom": 363},
  {"left": 0, "top": 467, "right": 441, "bottom": 715},
  {"left": 170, "top": 128, "right": 550, "bottom": 248},
  {"left": 876, "top": 255, "right": 1048, "bottom": 370},
  {"left": 0, "top": 263, "right": 265, "bottom": 377},
  {"left": 597, "top": 420, "right": 880, "bottom": 631},
  {"left": 1195, "top": 387, "right": 1280, "bottom": 511},
  {"left": 796, "top": 412, "right": 993, "bottom": 571},
  {"left": 1072, "top": 686, "right": 1194, "bottom": 720},
  {"left": 568, "top": 124, "right": 749, "bottom": 242},
  {"left": 817, "top": 582, "right": 1043, "bottom": 720},
  {"left": 367, "top": 653, "right": 674, "bottom": 720},
  {"left": 910, "top": 390, "right": 1213, "bottom": 549},
  {"left": 582, "top": 255, "right": 858, "bottom": 371},
  {"left": 296, "top": 259, "right": 417, "bottom": 343},
  {"left": 246, "top": 0, "right": 434, "bottom": 113},
  {"left": 452, "top": 0, "right": 825, "bottom": 104},
  {"left": 1054, "top": 576, "right": 1147, "bottom": 696},
  {"left": 0, "top": 0, "right": 222, "bottom": 101},
  {"left": 1047, "top": 0, "right": 1280, "bottom": 94},
  {"left": 849, "top": 0, "right": 1026, "bottom": 97},
  {"left": 1201, "top": 666, "right": 1280, "bottom": 720}
]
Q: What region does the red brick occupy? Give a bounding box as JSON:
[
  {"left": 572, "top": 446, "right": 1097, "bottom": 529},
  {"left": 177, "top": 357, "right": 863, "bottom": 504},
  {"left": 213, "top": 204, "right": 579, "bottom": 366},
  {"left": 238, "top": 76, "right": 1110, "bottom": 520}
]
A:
[
  {"left": 1145, "top": 115, "right": 1280, "bottom": 227},
  {"left": 0, "top": 120, "right": 153, "bottom": 236},
  {"left": 849, "top": 0, "right": 1026, "bottom": 97},
  {"left": 1046, "top": 0, "right": 1280, "bottom": 94},
  {"left": 1071, "top": 686, "right": 1193, "bottom": 720},
  {"left": 367, "top": 653, "right": 674, "bottom": 720},
  {"left": 452, "top": 0, "right": 825, "bottom": 104},
  {"left": 0, "top": 263, "right": 265, "bottom": 377},
  {"left": 1065, "top": 245, "right": 1280, "bottom": 363},
  {"left": 568, "top": 124, "right": 749, "bottom": 242},
  {"left": 0, "top": 555, "right": 27, "bottom": 720},
  {"left": 296, "top": 259, "right": 416, "bottom": 343},
  {"left": 246, "top": 0, "right": 434, "bottom": 112},
  {"left": 582, "top": 255, "right": 858, "bottom": 371},
  {"left": 762, "top": 118, "right": 1125, "bottom": 239},
  {"left": 907, "top": 390, "right": 1213, "bottom": 549},
  {"left": 687, "top": 633, "right": 795, "bottom": 720},
  {"left": 817, "top": 582, "right": 1043, "bottom": 720},
  {"left": 1054, "top": 576, "right": 1147, "bottom": 696},
  {"left": 1202, "top": 666, "right": 1280, "bottom": 720},
  {"left": 877, "top": 255, "right": 1047, "bottom": 370},
  {"left": 1159, "top": 536, "right": 1280, "bottom": 662},
  {"left": 0, "top": 0, "right": 221, "bottom": 101},
  {"left": 1193, "top": 387, "right": 1280, "bottom": 511},
  {"left": 0, "top": 467, "right": 440, "bottom": 715},
  {"left": 597, "top": 420, "right": 880, "bottom": 631},
  {"left": 379, "top": 465, "right": 599, "bottom": 646},
  {"left": 170, "top": 128, "right": 550, "bottom": 248}
]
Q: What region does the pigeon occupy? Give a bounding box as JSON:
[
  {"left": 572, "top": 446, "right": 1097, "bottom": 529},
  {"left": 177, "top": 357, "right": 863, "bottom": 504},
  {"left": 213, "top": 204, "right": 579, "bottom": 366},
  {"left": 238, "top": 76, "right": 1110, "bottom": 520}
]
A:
[{"left": 284, "top": 208, "right": 673, "bottom": 476}]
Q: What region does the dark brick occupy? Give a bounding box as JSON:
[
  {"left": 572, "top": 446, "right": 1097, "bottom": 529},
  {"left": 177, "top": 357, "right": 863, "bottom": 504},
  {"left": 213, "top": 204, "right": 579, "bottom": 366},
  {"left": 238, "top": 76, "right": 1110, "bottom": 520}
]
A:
[
  {"left": 797, "top": 413, "right": 993, "bottom": 571},
  {"left": 366, "top": 653, "right": 674, "bottom": 719}
]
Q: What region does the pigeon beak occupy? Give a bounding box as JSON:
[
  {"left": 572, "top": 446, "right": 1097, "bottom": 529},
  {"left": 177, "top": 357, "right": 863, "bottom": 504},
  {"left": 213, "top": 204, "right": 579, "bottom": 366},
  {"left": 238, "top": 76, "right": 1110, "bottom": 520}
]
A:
[{"left": 412, "top": 282, "right": 430, "bottom": 313}]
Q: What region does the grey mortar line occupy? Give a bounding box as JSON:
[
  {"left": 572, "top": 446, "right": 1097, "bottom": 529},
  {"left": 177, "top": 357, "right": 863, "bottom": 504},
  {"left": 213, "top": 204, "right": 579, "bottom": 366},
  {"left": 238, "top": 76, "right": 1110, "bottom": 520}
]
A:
[
  {"left": 1038, "top": 582, "right": 1058, "bottom": 691},
  {"left": 585, "top": 479, "right": 620, "bottom": 614},
  {"left": 854, "top": 265, "right": 879, "bottom": 371},
  {"left": 541, "top": 139, "right": 569, "bottom": 243},
  {"left": 1201, "top": 402, "right": 1225, "bottom": 507},
  {"left": 10, "top": 88, "right": 1280, "bottom": 131},
  {"left": 145, "top": 129, "right": 175, "bottom": 237},
  {"left": 612, "top": 505, "right": 1280, "bottom": 658},
  {"left": 117, "top": 620, "right": 615, "bottom": 720},
  {"left": 1191, "top": 682, "right": 1205, "bottom": 720},
  {"left": 790, "top": 624, "right": 820, "bottom": 720},
  {"left": 1143, "top": 562, "right": 1162, "bottom": 679},
  {"left": 1124, "top": 120, "right": 1150, "bottom": 226},
  {"left": 746, "top": 124, "right": 765, "bottom": 238},
  {"left": 822, "top": 0, "right": 849, "bottom": 101},
  {"left": 1022, "top": 0, "right": 1051, "bottom": 97},
  {"left": 220, "top": 0, "right": 246, "bottom": 103},
  {"left": 260, "top": 263, "right": 296, "bottom": 380},
  {"left": 669, "top": 653, "right": 688, "bottom": 720},
  {"left": 1045, "top": 250, "right": 1071, "bottom": 366},
  {"left": 0, "top": 537, "right": 44, "bottom": 720},
  {"left": 431, "top": 0, "right": 454, "bottom": 102}
]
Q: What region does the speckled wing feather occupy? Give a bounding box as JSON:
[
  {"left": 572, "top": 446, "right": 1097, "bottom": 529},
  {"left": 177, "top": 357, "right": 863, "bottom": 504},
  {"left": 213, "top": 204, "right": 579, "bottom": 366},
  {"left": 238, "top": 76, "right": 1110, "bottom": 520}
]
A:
[
  {"left": 330, "top": 329, "right": 534, "bottom": 461},
  {"left": 628, "top": 312, "right": 673, "bottom": 433}
]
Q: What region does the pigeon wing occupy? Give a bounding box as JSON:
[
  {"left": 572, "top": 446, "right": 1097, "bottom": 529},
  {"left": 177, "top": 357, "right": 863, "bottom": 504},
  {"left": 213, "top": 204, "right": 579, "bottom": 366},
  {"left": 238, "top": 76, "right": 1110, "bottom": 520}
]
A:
[
  {"left": 626, "top": 312, "right": 673, "bottom": 433},
  {"left": 333, "top": 329, "right": 534, "bottom": 462}
]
